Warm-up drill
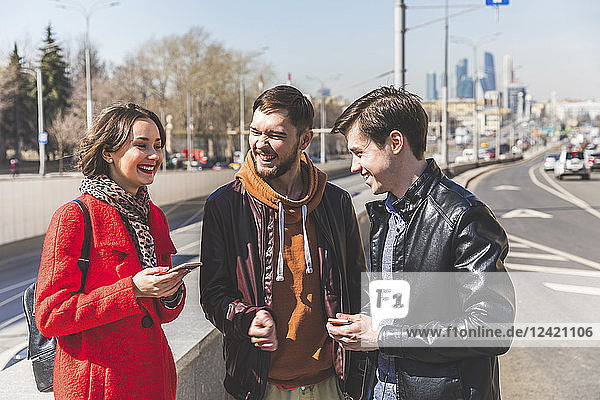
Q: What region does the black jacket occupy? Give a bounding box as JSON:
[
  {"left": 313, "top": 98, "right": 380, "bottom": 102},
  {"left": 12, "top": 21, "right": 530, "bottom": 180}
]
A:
[
  {"left": 361, "top": 159, "right": 515, "bottom": 400},
  {"left": 200, "top": 179, "right": 367, "bottom": 400}
]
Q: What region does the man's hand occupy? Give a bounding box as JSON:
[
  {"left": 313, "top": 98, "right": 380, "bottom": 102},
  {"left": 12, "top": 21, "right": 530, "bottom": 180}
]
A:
[
  {"left": 248, "top": 310, "right": 278, "bottom": 351},
  {"left": 326, "top": 313, "right": 381, "bottom": 351}
]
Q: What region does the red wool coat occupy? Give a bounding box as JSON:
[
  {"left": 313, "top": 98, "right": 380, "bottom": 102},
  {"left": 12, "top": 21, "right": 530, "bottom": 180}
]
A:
[{"left": 34, "top": 194, "right": 185, "bottom": 400}]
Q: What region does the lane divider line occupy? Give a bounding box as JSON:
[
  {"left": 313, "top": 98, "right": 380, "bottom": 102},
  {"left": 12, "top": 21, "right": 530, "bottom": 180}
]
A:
[
  {"left": 508, "top": 252, "right": 568, "bottom": 261},
  {"left": 509, "top": 234, "right": 600, "bottom": 271},
  {"left": 506, "top": 263, "right": 600, "bottom": 278},
  {"left": 543, "top": 282, "right": 600, "bottom": 297}
]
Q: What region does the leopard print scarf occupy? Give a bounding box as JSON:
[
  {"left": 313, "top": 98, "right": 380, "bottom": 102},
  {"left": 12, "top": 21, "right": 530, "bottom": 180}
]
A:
[{"left": 80, "top": 175, "right": 157, "bottom": 269}]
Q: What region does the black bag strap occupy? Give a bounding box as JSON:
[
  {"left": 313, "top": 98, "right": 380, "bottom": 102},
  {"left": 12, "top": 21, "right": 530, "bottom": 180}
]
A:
[{"left": 72, "top": 199, "right": 92, "bottom": 293}]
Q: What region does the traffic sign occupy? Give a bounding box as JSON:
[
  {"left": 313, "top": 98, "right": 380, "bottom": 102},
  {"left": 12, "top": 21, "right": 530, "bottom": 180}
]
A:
[
  {"left": 38, "top": 132, "right": 48, "bottom": 144},
  {"left": 486, "top": 0, "right": 509, "bottom": 5}
]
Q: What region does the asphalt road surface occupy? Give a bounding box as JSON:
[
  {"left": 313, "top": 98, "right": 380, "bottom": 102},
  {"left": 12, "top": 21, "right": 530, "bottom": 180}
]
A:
[{"left": 469, "top": 153, "right": 600, "bottom": 399}]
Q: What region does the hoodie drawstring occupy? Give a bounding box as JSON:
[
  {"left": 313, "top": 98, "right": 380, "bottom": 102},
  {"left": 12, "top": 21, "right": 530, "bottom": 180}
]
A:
[
  {"left": 275, "top": 202, "right": 313, "bottom": 282},
  {"left": 276, "top": 202, "right": 285, "bottom": 281},
  {"left": 301, "top": 205, "right": 313, "bottom": 274}
]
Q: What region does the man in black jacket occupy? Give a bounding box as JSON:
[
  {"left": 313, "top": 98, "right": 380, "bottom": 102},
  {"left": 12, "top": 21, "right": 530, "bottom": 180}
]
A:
[
  {"left": 200, "top": 85, "right": 366, "bottom": 400},
  {"left": 326, "top": 87, "right": 515, "bottom": 400}
]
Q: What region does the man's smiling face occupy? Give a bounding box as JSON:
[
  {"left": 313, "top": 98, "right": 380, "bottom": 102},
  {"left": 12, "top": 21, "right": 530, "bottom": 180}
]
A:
[
  {"left": 346, "top": 122, "right": 394, "bottom": 195},
  {"left": 249, "top": 109, "right": 303, "bottom": 180}
]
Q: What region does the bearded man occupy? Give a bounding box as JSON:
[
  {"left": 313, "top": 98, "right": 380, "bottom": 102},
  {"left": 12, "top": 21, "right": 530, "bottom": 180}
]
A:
[{"left": 200, "top": 85, "right": 367, "bottom": 400}]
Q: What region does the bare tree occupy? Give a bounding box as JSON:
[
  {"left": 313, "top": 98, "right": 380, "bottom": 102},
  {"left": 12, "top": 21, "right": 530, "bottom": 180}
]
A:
[{"left": 49, "top": 108, "right": 85, "bottom": 173}]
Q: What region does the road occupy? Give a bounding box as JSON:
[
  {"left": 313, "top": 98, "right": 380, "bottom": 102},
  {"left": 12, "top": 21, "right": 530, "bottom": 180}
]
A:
[{"left": 470, "top": 153, "right": 600, "bottom": 398}]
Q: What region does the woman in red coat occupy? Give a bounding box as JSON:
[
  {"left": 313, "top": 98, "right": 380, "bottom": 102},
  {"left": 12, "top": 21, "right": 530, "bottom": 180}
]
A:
[{"left": 35, "top": 103, "right": 188, "bottom": 399}]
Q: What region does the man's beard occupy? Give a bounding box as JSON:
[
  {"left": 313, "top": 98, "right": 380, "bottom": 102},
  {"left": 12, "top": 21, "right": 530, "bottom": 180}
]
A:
[{"left": 254, "top": 139, "right": 302, "bottom": 180}]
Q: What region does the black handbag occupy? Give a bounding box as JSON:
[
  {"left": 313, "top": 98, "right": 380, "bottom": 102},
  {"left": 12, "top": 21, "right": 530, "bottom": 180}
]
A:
[{"left": 22, "top": 199, "right": 92, "bottom": 392}]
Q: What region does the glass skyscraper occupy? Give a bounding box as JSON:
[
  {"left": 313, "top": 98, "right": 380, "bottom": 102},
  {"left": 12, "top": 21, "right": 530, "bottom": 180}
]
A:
[
  {"left": 426, "top": 72, "right": 438, "bottom": 100},
  {"left": 481, "top": 52, "right": 497, "bottom": 93},
  {"left": 456, "top": 58, "right": 473, "bottom": 98}
]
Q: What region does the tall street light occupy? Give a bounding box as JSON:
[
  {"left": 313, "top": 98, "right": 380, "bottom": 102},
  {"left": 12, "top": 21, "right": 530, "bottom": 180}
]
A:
[
  {"left": 452, "top": 32, "right": 500, "bottom": 164},
  {"left": 24, "top": 67, "right": 46, "bottom": 176},
  {"left": 52, "top": 0, "right": 119, "bottom": 131},
  {"left": 307, "top": 75, "right": 341, "bottom": 164}
]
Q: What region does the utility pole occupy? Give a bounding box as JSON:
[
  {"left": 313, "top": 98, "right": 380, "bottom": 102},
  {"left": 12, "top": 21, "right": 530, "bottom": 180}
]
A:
[
  {"left": 320, "top": 91, "right": 327, "bottom": 164},
  {"left": 441, "top": 0, "right": 449, "bottom": 168},
  {"left": 187, "top": 91, "right": 192, "bottom": 171},
  {"left": 240, "top": 75, "right": 245, "bottom": 158},
  {"left": 394, "top": 0, "right": 406, "bottom": 88},
  {"left": 36, "top": 68, "right": 45, "bottom": 176}
]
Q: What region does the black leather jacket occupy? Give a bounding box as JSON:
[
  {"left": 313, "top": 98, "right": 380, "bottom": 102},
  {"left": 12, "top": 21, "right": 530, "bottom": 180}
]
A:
[
  {"left": 361, "top": 159, "right": 515, "bottom": 400},
  {"left": 200, "top": 179, "right": 367, "bottom": 400}
]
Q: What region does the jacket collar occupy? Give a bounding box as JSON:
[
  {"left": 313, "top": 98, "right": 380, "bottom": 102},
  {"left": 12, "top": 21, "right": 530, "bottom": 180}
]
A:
[{"left": 366, "top": 158, "right": 443, "bottom": 222}]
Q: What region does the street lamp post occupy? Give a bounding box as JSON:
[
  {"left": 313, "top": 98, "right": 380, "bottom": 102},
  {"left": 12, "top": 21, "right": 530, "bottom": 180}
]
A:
[
  {"left": 307, "top": 75, "right": 340, "bottom": 164},
  {"left": 23, "top": 67, "right": 45, "bottom": 175},
  {"left": 52, "top": 0, "right": 119, "bottom": 131}
]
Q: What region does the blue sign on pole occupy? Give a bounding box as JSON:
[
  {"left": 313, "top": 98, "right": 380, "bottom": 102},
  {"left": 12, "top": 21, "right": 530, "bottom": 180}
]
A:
[
  {"left": 38, "top": 132, "right": 48, "bottom": 144},
  {"left": 486, "top": 0, "right": 509, "bottom": 5}
]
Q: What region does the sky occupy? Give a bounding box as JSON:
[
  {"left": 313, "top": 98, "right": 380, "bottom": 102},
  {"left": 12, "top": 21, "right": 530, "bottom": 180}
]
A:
[{"left": 1, "top": 0, "right": 599, "bottom": 104}]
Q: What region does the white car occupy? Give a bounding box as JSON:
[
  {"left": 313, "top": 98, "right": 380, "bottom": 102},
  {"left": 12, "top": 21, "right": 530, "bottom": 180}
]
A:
[
  {"left": 543, "top": 153, "right": 559, "bottom": 171},
  {"left": 554, "top": 150, "right": 590, "bottom": 180}
]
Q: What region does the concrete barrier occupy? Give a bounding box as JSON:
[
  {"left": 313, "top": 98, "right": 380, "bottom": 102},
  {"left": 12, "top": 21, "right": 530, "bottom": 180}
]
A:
[{"left": 0, "top": 158, "right": 353, "bottom": 246}]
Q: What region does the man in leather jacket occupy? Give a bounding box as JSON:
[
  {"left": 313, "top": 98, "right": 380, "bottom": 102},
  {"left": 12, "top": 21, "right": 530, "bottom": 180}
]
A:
[
  {"left": 200, "top": 85, "right": 367, "bottom": 400},
  {"left": 326, "top": 87, "right": 515, "bottom": 400}
]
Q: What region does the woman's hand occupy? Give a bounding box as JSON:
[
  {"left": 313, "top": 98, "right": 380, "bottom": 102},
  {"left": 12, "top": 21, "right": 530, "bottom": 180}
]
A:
[{"left": 132, "top": 267, "right": 188, "bottom": 298}]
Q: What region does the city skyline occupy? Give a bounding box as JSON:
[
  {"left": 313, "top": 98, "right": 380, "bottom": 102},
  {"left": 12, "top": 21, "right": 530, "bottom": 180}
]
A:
[{"left": 1, "top": 1, "right": 599, "bottom": 103}]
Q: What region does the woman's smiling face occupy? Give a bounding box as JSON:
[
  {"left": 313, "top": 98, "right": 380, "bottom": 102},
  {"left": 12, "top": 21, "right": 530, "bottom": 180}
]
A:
[{"left": 104, "top": 118, "right": 163, "bottom": 194}]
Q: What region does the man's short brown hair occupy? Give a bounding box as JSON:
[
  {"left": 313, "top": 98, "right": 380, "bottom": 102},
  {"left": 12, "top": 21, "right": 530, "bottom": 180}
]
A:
[
  {"left": 253, "top": 85, "right": 314, "bottom": 134},
  {"left": 78, "top": 102, "right": 165, "bottom": 177},
  {"left": 331, "top": 86, "right": 428, "bottom": 160}
]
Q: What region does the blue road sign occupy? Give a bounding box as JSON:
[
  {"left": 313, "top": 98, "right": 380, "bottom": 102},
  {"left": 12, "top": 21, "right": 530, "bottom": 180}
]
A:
[
  {"left": 486, "top": 0, "right": 509, "bottom": 5},
  {"left": 38, "top": 132, "right": 48, "bottom": 144}
]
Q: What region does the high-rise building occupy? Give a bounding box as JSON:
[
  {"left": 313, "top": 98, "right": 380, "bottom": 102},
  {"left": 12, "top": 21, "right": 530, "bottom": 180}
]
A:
[
  {"left": 426, "top": 72, "right": 438, "bottom": 100},
  {"left": 481, "top": 52, "right": 496, "bottom": 93},
  {"left": 507, "top": 86, "right": 526, "bottom": 116},
  {"left": 456, "top": 58, "right": 473, "bottom": 98},
  {"left": 503, "top": 55, "right": 514, "bottom": 108}
]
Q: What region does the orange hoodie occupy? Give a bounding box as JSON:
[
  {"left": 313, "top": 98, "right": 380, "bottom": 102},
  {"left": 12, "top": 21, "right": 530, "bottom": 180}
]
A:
[{"left": 235, "top": 152, "right": 334, "bottom": 386}]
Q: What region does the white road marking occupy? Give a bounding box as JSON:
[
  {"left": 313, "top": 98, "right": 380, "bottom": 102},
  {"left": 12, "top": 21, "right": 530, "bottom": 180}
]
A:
[
  {"left": 509, "top": 242, "right": 528, "bottom": 249},
  {"left": 170, "top": 221, "right": 202, "bottom": 235},
  {"left": 0, "top": 292, "right": 25, "bottom": 308},
  {"left": 0, "top": 314, "right": 25, "bottom": 331},
  {"left": 508, "top": 252, "right": 567, "bottom": 261},
  {"left": 506, "top": 263, "right": 600, "bottom": 278},
  {"left": 502, "top": 209, "right": 553, "bottom": 219},
  {"left": 509, "top": 234, "right": 600, "bottom": 271},
  {"left": 0, "top": 278, "right": 35, "bottom": 295},
  {"left": 493, "top": 185, "right": 521, "bottom": 191},
  {"left": 177, "top": 240, "right": 201, "bottom": 253},
  {"left": 528, "top": 164, "right": 600, "bottom": 221},
  {"left": 0, "top": 340, "right": 27, "bottom": 370},
  {"left": 543, "top": 282, "right": 600, "bottom": 297}
]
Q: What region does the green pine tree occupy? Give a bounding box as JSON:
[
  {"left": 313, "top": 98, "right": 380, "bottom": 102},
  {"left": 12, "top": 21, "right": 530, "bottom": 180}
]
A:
[
  {"left": 0, "top": 44, "right": 37, "bottom": 161},
  {"left": 40, "top": 23, "right": 72, "bottom": 129}
]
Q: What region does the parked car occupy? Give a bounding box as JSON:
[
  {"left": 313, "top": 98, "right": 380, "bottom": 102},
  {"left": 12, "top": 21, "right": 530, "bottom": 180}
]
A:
[
  {"left": 543, "top": 153, "right": 560, "bottom": 171},
  {"left": 588, "top": 152, "right": 600, "bottom": 171},
  {"left": 554, "top": 150, "right": 590, "bottom": 180}
]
